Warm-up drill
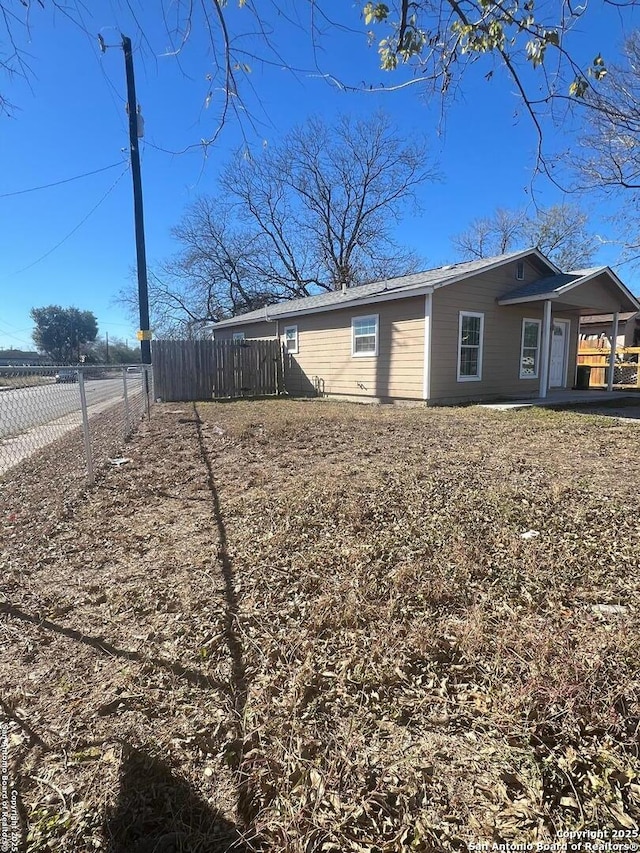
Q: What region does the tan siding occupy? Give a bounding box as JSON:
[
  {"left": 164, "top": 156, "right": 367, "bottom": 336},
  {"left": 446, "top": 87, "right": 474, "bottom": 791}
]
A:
[
  {"left": 284, "top": 298, "right": 425, "bottom": 400},
  {"left": 210, "top": 255, "right": 598, "bottom": 404},
  {"left": 558, "top": 274, "right": 628, "bottom": 312},
  {"left": 431, "top": 262, "right": 581, "bottom": 403},
  {"left": 213, "top": 320, "right": 277, "bottom": 341}
]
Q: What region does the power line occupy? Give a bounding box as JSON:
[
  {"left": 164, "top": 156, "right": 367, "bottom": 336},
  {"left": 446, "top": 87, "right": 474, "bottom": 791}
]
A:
[
  {"left": 0, "top": 327, "right": 34, "bottom": 346},
  {"left": 0, "top": 161, "right": 125, "bottom": 199},
  {"left": 7, "top": 167, "right": 129, "bottom": 278}
]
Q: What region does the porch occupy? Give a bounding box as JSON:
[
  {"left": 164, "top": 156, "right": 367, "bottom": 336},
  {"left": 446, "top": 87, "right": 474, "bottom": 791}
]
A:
[{"left": 497, "top": 266, "right": 640, "bottom": 400}]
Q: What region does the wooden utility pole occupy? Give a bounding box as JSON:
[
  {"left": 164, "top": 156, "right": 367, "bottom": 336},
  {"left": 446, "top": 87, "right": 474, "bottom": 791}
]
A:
[{"left": 122, "top": 35, "right": 151, "bottom": 365}]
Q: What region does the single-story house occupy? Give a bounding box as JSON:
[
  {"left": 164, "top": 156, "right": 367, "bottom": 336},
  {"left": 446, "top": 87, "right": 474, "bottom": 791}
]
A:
[
  {"left": 579, "top": 312, "right": 640, "bottom": 348},
  {"left": 211, "top": 248, "right": 640, "bottom": 405}
]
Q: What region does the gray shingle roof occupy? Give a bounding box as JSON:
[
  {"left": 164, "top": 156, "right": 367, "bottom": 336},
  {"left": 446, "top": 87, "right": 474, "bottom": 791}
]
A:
[
  {"left": 213, "top": 248, "right": 551, "bottom": 328},
  {"left": 498, "top": 270, "right": 601, "bottom": 303}
]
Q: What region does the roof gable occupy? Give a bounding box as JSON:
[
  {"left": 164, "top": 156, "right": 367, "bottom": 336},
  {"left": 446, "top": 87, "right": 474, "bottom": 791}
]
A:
[{"left": 498, "top": 267, "right": 640, "bottom": 312}]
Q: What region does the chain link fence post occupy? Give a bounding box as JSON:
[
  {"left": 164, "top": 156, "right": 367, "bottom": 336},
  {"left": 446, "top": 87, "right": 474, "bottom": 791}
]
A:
[
  {"left": 77, "top": 370, "right": 95, "bottom": 486},
  {"left": 122, "top": 367, "right": 131, "bottom": 438}
]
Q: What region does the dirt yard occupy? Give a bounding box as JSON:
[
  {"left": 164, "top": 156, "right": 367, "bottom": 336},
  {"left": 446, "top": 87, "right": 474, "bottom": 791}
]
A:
[{"left": 1, "top": 399, "right": 640, "bottom": 852}]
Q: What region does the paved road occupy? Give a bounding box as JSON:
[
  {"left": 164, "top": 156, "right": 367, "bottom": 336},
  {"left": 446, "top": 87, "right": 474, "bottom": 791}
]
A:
[
  {"left": 0, "top": 376, "right": 140, "bottom": 438},
  {"left": 0, "top": 375, "right": 145, "bottom": 476}
]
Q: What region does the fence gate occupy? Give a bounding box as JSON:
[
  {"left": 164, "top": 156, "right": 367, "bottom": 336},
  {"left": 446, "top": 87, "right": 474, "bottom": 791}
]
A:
[{"left": 152, "top": 339, "right": 283, "bottom": 402}]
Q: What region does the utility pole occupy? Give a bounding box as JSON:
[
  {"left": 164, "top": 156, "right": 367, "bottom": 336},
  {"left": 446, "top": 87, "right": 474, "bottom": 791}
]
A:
[
  {"left": 122, "top": 35, "right": 151, "bottom": 365},
  {"left": 105, "top": 331, "right": 110, "bottom": 364}
]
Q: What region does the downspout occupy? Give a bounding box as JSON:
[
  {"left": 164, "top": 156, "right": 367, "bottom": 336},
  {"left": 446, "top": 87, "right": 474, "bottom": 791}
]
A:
[
  {"left": 607, "top": 311, "right": 619, "bottom": 391},
  {"left": 422, "top": 292, "right": 432, "bottom": 402},
  {"left": 539, "top": 299, "right": 552, "bottom": 399}
]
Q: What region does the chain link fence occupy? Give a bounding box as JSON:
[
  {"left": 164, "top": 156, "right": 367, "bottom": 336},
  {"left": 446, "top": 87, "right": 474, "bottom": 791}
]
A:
[{"left": 0, "top": 364, "right": 153, "bottom": 483}]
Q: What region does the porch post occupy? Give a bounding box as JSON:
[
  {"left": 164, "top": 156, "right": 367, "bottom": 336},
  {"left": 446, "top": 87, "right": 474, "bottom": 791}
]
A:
[
  {"left": 607, "top": 311, "right": 619, "bottom": 391},
  {"left": 539, "top": 299, "right": 552, "bottom": 399}
]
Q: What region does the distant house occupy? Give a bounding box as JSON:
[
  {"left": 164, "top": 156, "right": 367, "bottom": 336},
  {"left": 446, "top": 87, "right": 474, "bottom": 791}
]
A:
[
  {"left": 0, "top": 349, "right": 52, "bottom": 367},
  {"left": 211, "top": 248, "right": 640, "bottom": 405},
  {"left": 579, "top": 312, "right": 640, "bottom": 348}
]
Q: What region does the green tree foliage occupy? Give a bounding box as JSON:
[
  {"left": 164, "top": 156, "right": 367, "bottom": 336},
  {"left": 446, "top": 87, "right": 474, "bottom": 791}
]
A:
[
  {"left": 86, "top": 337, "right": 141, "bottom": 364},
  {"left": 30, "top": 305, "right": 98, "bottom": 363},
  {"left": 362, "top": 1, "right": 609, "bottom": 95},
  {"left": 452, "top": 204, "right": 599, "bottom": 270}
]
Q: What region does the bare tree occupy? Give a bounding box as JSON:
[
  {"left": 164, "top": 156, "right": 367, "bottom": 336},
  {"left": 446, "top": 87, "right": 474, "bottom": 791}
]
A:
[
  {"left": 452, "top": 208, "right": 522, "bottom": 260},
  {"left": 452, "top": 204, "right": 599, "bottom": 269},
  {"left": 221, "top": 113, "right": 433, "bottom": 294},
  {"left": 119, "top": 113, "right": 432, "bottom": 331},
  {"left": 571, "top": 31, "right": 640, "bottom": 257},
  {"left": 127, "top": 113, "right": 432, "bottom": 332},
  {"left": 119, "top": 201, "right": 275, "bottom": 336}
]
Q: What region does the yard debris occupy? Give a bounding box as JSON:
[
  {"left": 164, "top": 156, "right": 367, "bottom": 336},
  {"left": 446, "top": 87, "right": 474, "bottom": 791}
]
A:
[
  {"left": 591, "top": 603, "right": 628, "bottom": 617},
  {"left": 520, "top": 529, "right": 540, "bottom": 539},
  {"left": 2, "top": 400, "right": 640, "bottom": 850}
]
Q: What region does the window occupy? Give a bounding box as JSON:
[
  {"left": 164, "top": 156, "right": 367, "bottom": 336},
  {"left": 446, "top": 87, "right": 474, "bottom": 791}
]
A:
[
  {"left": 283, "top": 325, "right": 298, "bottom": 354},
  {"left": 457, "top": 312, "right": 484, "bottom": 381},
  {"left": 352, "top": 315, "right": 379, "bottom": 357},
  {"left": 520, "top": 319, "right": 541, "bottom": 379},
  {"left": 232, "top": 332, "right": 245, "bottom": 343},
  {"left": 516, "top": 260, "right": 525, "bottom": 280}
]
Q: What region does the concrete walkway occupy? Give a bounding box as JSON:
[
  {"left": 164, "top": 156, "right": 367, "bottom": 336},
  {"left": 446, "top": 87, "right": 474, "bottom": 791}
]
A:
[{"left": 480, "top": 389, "right": 639, "bottom": 411}]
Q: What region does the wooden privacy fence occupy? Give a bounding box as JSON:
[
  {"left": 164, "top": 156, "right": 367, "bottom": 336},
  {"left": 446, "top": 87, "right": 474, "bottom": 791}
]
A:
[
  {"left": 577, "top": 345, "right": 640, "bottom": 388},
  {"left": 152, "top": 339, "right": 283, "bottom": 402}
]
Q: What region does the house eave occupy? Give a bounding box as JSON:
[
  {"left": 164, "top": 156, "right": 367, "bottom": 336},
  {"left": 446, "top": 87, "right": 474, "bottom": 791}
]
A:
[
  {"left": 212, "top": 284, "right": 437, "bottom": 328},
  {"left": 497, "top": 293, "right": 558, "bottom": 306}
]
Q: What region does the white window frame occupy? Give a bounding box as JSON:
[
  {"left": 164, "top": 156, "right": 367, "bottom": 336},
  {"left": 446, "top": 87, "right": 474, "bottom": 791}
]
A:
[
  {"left": 232, "top": 331, "right": 245, "bottom": 343},
  {"left": 283, "top": 325, "right": 299, "bottom": 355},
  {"left": 457, "top": 311, "right": 484, "bottom": 382},
  {"left": 519, "top": 318, "right": 541, "bottom": 380},
  {"left": 516, "top": 260, "right": 525, "bottom": 280},
  {"left": 351, "top": 314, "right": 379, "bottom": 358}
]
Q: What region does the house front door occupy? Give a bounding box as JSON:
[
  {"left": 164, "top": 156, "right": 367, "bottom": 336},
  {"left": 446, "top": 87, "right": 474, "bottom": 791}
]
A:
[{"left": 549, "top": 320, "right": 569, "bottom": 388}]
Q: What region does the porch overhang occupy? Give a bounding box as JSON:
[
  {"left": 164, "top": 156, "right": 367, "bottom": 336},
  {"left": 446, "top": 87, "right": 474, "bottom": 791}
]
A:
[{"left": 497, "top": 267, "right": 640, "bottom": 314}]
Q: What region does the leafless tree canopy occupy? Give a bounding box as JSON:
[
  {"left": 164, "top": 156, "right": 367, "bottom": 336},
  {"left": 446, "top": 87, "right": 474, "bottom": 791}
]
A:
[
  {"left": 131, "top": 113, "right": 434, "bottom": 335},
  {"left": 568, "top": 32, "right": 640, "bottom": 255},
  {"left": 222, "top": 114, "right": 433, "bottom": 292},
  {"left": 452, "top": 204, "right": 599, "bottom": 270}
]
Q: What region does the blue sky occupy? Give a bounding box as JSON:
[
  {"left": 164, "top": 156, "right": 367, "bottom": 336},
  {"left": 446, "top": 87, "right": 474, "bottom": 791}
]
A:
[{"left": 1, "top": 0, "right": 638, "bottom": 351}]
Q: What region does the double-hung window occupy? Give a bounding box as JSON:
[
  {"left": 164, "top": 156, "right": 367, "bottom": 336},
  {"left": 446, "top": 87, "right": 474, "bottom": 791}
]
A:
[
  {"left": 457, "top": 311, "right": 484, "bottom": 381},
  {"left": 352, "top": 315, "right": 379, "bottom": 357},
  {"left": 284, "top": 325, "right": 298, "bottom": 354},
  {"left": 520, "top": 319, "right": 541, "bottom": 379}
]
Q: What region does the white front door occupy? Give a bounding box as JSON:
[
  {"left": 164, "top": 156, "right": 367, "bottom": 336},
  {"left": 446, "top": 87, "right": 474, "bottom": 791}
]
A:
[{"left": 549, "top": 320, "right": 569, "bottom": 388}]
